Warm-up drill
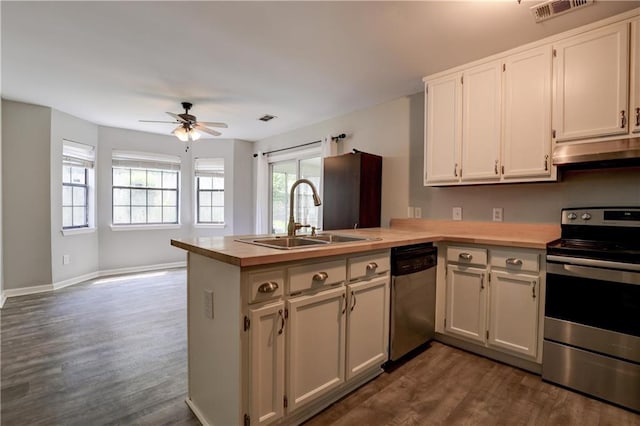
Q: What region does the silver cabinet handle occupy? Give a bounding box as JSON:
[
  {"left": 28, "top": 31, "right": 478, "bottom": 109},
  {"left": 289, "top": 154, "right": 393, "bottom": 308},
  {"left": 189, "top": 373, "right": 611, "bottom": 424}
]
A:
[
  {"left": 257, "top": 281, "right": 279, "bottom": 293},
  {"left": 506, "top": 258, "right": 523, "bottom": 266},
  {"left": 459, "top": 253, "right": 473, "bottom": 261},
  {"left": 350, "top": 290, "right": 357, "bottom": 312},
  {"left": 313, "top": 272, "right": 328, "bottom": 281},
  {"left": 366, "top": 262, "right": 378, "bottom": 271},
  {"left": 532, "top": 280, "right": 537, "bottom": 299},
  {"left": 621, "top": 110, "right": 627, "bottom": 128},
  {"left": 277, "top": 309, "right": 285, "bottom": 335}
]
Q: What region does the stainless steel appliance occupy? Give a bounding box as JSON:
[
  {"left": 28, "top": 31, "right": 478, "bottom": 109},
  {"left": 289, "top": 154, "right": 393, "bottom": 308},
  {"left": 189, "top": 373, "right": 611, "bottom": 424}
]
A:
[
  {"left": 544, "top": 207, "right": 640, "bottom": 412},
  {"left": 389, "top": 243, "right": 437, "bottom": 361}
]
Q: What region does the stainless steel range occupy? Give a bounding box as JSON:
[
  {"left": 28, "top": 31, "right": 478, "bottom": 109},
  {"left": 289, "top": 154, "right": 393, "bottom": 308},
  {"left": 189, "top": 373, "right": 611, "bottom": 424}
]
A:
[{"left": 544, "top": 207, "right": 640, "bottom": 412}]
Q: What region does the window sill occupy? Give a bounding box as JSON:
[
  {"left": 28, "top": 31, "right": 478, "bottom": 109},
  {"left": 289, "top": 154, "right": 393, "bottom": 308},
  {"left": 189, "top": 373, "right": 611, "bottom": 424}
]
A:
[
  {"left": 194, "top": 223, "right": 226, "bottom": 229},
  {"left": 110, "top": 224, "right": 182, "bottom": 232},
  {"left": 61, "top": 227, "right": 96, "bottom": 236}
]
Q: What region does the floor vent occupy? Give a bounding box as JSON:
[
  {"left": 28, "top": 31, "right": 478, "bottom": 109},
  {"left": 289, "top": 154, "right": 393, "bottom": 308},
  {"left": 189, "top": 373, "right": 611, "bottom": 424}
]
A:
[{"left": 530, "top": 0, "right": 594, "bottom": 23}]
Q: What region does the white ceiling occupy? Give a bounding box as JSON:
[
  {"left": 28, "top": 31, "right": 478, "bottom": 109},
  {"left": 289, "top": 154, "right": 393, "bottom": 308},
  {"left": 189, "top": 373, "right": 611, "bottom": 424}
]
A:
[{"left": 2, "top": 1, "right": 638, "bottom": 141}]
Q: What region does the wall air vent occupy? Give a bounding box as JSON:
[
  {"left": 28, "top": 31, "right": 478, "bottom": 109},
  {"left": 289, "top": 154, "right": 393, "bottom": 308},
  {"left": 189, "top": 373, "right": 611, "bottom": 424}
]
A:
[{"left": 530, "top": 0, "right": 594, "bottom": 23}]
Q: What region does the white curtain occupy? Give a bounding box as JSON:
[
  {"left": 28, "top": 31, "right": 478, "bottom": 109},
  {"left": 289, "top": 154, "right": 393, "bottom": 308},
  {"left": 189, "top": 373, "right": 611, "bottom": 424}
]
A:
[{"left": 255, "top": 152, "right": 269, "bottom": 235}]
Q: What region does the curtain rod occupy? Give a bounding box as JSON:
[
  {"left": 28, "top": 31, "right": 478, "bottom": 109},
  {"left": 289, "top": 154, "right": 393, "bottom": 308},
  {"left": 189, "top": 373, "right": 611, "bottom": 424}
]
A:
[{"left": 253, "top": 133, "right": 346, "bottom": 158}]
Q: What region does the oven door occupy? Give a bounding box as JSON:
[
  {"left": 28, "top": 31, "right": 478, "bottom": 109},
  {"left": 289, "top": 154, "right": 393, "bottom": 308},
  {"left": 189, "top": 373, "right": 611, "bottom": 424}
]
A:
[{"left": 544, "top": 257, "right": 640, "bottom": 412}]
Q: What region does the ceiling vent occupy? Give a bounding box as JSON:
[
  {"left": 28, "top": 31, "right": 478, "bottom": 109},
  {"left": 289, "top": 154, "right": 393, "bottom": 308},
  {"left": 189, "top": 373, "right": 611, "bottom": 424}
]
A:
[
  {"left": 258, "top": 114, "right": 276, "bottom": 122},
  {"left": 530, "top": 0, "right": 594, "bottom": 23}
]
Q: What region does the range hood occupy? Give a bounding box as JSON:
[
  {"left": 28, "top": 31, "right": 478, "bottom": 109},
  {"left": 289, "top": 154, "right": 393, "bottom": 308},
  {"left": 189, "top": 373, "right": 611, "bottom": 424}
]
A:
[{"left": 552, "top": 137, "right": 640, "bottom": 168}]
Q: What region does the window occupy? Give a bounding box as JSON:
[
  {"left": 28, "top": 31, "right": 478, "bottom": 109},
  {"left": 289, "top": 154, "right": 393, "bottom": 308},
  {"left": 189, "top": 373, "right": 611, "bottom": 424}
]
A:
[
  {"left": 195, "top": 158, "right": 224, "bottom": 224},
  {"left": 111, "top": 151, "right": 180, "bottom": 225},
  {"left": 62, "top": 140, "right": 95, "bottom": 229},
  {"left": 270, "top": 153, "right": 322, "bottom": 234}
]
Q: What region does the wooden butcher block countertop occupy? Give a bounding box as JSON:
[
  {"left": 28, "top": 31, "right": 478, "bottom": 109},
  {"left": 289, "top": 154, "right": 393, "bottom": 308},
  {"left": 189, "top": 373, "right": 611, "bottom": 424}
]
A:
[{"left": 171, "top": 219, "right": 560, "bottom": 268}]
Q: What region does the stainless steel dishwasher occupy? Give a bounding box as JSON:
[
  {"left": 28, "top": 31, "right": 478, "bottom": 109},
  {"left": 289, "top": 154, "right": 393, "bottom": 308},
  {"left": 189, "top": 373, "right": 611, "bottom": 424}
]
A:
[{"left": 389, "top": 243, "right": 437, "bottom": 361}]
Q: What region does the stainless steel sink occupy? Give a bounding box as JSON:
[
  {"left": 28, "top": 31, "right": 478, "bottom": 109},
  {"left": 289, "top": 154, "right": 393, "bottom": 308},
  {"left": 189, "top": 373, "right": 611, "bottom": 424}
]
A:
[
  {"left": 236, "top": 233, "right": 376, "bottom": 250},
  {"left": 306, "top": 233, "right": 367, "bottom": 243}
]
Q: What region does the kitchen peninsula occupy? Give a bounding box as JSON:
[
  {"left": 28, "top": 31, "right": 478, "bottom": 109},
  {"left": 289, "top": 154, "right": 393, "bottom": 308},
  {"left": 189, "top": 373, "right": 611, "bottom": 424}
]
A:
[{"left": 171, "top": 221, "right": 559, "bottom": 426}]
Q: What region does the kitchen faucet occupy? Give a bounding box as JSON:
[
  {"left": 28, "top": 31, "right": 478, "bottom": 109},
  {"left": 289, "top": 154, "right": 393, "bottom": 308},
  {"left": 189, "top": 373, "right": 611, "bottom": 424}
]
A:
[{"left": 287, "top": 178, "right": 322, "bottom": 237}]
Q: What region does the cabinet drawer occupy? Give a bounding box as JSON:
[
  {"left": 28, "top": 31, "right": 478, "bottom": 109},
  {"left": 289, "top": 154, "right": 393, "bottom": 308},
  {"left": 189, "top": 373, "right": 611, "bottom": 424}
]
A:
[
  {"left": 348, "top": 252, "right": 390, "bottom": 281},
  {"left": 490, "top": 250, "right": 539, "bottom": 273},
  {"left": 289, "top": 259, "right": 346, "bottom": 294},
  {"left": 248, "top": 269, "right": 285, "bottom": 303},
  {"left": 447, "top": 246, "right": 487, "bottom": 266}
]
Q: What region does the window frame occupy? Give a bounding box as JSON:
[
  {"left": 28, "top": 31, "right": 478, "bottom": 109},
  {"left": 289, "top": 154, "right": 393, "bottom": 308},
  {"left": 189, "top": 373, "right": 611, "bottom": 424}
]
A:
[
  {"left": 194, "top": 157, "right": 225, "bottom": 226},
  {"left": 196, "top": 176, "right": 225, "bottom": 225},
  {"left": 62, "top": 166, "right": 89, "bottom": 229},
  {"left": 111, "top": 167, "right": 180, "bottom": 226}
]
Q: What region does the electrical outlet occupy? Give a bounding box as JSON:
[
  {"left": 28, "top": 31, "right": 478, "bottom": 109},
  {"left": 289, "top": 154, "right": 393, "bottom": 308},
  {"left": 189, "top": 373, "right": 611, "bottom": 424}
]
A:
[
  {"left": 203, "top": 290, "right": 214, "bottom": 319},
  {"left": 493, "top": 207, "right": 504, "bottom": 222},
  {"left": 452, "top": 207, "right": 462, "bottom": 221},
  {"left": 407, "top": 206, "right": 415, "bottom": 218},
  {"left": 63, "top": 254, "right": 70, "bottom": 265},
  {"left": 414, "top": 207, "right": 422, "bottom": 218}
]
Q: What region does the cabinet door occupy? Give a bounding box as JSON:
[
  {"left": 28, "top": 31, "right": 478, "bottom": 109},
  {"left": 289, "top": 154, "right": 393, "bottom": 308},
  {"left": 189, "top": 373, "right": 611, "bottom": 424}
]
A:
[
  {"left": 287, "top": 287, "right": 346, "bottom": 412},
  {"left": 488, "top": 271, "right": 539, "bottom": 358},
  {"left": 461, "top": 61, "right": 502, "bottom": 182},
  {"left": 346, "top": 277, "right": 389, "bottom": 380},
  {"left": 249, "top": 301, "right": 286, "bottom": 425},
  {"left": 425, "top": 74, "right": 462, "bottom": 184},
  {"left": 502, "top": 46, "right": 553, "bottom": 179},
  {"left": 632, "top": 19, "right": 640, "bottom": 134},
  {"left": 553, "top": 22, "right": 629, "bottom": 142},
  {"left": 445, "top": 265, "right": 487, "bottom": 344}
]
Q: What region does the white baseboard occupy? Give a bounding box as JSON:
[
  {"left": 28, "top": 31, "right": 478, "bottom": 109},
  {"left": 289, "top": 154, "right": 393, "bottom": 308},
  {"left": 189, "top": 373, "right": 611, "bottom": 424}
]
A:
[{"left": 1, "top": 261, "right": 187, "bottom": 303}]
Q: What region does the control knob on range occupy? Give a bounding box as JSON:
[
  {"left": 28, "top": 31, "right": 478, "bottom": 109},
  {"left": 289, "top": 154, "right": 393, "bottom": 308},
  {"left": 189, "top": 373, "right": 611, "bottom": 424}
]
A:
[
  {"left": 581, "top": 212, "right": 592, "bottom": 221},
  {"left": 567, "top": 212, "right": 577, "bottom": 220}
]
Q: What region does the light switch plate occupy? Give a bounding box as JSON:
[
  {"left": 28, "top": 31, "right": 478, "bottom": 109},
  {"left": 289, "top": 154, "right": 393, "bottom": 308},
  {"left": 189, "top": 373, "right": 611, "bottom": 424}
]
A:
[
  {"left": 407, "top": 206, "right": 415, "bottom": 218},
  {"left": 203, "top": 290, "right": 214, "bottom": 319},
  {"left": 493, "top": 207, "right": 503, "bottom": 222},
  {"left": 453, "top": 207, "right": 462, "bottom": 221},
  {"left": 63, "top": 254, "right": 70, "bottom": 265},
  {"left": 414, "top": 207, "right": 422, "bottom": 218}
]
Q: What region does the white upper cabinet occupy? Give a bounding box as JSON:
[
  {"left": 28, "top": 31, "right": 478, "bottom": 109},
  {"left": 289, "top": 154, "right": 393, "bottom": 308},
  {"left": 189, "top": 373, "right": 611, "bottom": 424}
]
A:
[
  {"left": 502, "top": 46, "right": 553, "bottom": 179},
  {"left": 461, "top": 61, "right": 502, "bottom": 182},
  {"left": 424, "top": 73, "right": 462, "bottom": 184},
  {"left": 553, "top": 22, "right": 630, "bottom": 142},
  {"left": 632, "top": 19, "right": 640, "bottom": 134}
]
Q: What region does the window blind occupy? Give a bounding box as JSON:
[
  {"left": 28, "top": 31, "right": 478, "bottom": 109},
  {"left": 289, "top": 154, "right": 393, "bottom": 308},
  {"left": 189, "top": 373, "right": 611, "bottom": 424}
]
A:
[
  {"left": 112, "top": 150, "right": 181, "bottom": 171},
  {"left": 194, "top": 158, "right": 224, "bottom": 178},
  {"left": 63, "top": 140, "right": 95, "bottom": 168}
]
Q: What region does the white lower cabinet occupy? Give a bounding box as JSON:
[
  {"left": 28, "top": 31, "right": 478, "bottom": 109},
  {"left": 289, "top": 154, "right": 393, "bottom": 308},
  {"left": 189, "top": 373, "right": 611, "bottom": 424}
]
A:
[
  {"left": 346, "top": 277, "right": 389, "bottom": 380},
  {"left": 445, "top": 265, "right": 487, "bottom": 344},
  {"left": 287, "top": 286, "right": 347, "bottom": 412},
  {"left": 488, "top": 271, "right": 539, "bottom": 357},
  {"left": 249, "top": 301, "right": 286, "bottom": 425},
  {"left": 442, "top": 244, "right": 544, "bottom": 363}
]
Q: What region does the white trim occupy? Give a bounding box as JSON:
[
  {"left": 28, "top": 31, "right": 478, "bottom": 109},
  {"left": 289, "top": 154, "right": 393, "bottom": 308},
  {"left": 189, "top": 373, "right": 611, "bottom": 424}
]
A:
[
  {"left": 185, "top": 398, "right": 212, "bottom": 426},
  {"left": 0, "top": 293, "right": 6, "bottom": 309},
  {"left": 98, "top": 261, "right": 186, "bottom": 277},
  {"left": 3, "top": 284, "right": 54, "bottom": 298},
  {"left": 2, "top": 261, "right": 187, "bottom": 300},
  {"left": 52, "top": 271, "right": 100, "bottom": 290},
  {"left": 194, "top": 223, "right": 226, "bottom": 229},
  {"left": 61, "top": 227, "right": 97, "bottom": 236},
  {"left": 110, "top": 224, "right": 182, "bottom": 231}
]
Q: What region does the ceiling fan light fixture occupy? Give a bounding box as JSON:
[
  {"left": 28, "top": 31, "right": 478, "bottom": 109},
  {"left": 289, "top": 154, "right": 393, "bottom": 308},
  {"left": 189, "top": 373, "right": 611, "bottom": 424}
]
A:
[
  {"left": 173, "top": 126, "right": 189, "bottom": 142},
  {"left": 189, "top": 129, "right": 201, "bottom": 141}
]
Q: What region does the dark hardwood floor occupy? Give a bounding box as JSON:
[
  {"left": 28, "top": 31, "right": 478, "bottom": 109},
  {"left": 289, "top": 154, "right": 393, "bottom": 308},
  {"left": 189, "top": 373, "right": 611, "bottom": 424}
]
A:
[
  {"left": 1, "top": 269, "right": 638, "bottom": 426},
  {"left": 1, "top": 269, "right": 199, "bottom": 426}
]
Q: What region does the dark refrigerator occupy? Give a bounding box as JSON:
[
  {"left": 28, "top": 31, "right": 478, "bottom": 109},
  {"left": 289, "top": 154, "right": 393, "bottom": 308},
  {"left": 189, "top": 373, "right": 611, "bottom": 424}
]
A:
[{"left": 322, "top": 151, "right": 382, "bottom": 230}]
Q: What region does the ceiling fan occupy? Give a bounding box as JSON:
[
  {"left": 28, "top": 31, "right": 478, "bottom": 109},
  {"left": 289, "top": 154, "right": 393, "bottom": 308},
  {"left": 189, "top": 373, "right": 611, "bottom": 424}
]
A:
[{"left": 139, "top": 101, "right": 228, "bottom": 142}]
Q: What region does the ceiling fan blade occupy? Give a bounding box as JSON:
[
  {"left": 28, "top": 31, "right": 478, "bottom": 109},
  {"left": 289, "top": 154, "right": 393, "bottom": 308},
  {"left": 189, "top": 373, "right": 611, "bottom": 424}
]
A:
[
  {"left": 166, "top": 112, "right": 188, "bottom": 123},
  {"left": 139, "top": 120, "right": 179, "bottom": 124},
  {"left": 195, "top": 124, "right": 221, "bottom": 137},
  {"left": 197, "top": 121, "right": 228, "bottom": 128}
]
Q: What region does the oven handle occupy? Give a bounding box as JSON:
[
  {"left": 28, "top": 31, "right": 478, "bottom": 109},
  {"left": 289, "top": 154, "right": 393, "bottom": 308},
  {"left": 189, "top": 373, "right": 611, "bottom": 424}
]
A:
[
  {"left": 547, "top": 259, "right": 640, "bottom": 286},
  {"left": 546, "top": 255, "right": 640, "bottom": 272}
]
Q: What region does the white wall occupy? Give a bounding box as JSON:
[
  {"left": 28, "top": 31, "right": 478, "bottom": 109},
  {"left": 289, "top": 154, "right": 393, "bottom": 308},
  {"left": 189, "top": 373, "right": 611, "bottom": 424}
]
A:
[
  {"left": 50, "top": 109, "right": 99, "bottom": 284},
  {"left": 2, "top": 101, "right": 52, "bottom": 290},
  {"left": 232, "top": 140, "right": 254, "bottom": 235},
  {"left": 255, "top": 96, "right": 413, "bottom": 228}
]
